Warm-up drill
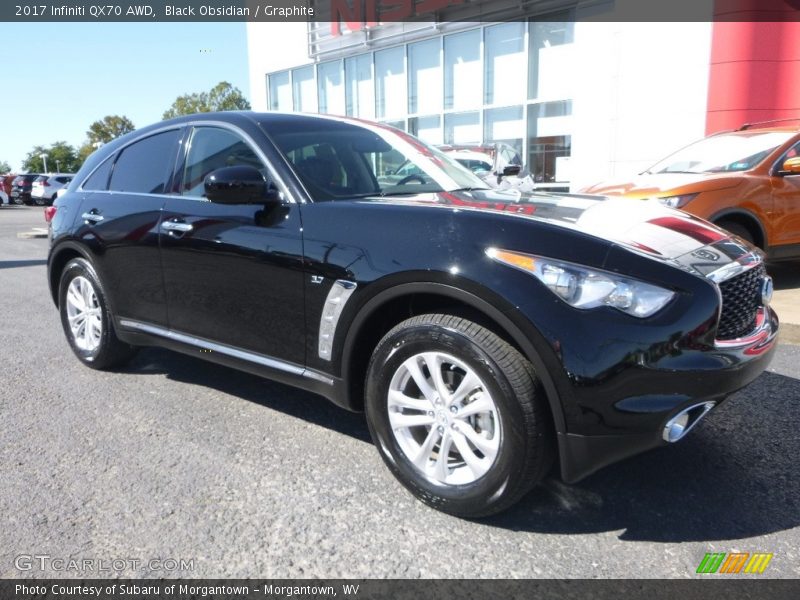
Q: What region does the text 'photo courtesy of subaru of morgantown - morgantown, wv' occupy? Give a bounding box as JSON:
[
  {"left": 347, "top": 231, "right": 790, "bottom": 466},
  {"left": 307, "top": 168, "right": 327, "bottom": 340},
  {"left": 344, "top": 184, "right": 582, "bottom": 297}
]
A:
[{"left": 46, "top": 111, "right": 778, "bottom": 517}]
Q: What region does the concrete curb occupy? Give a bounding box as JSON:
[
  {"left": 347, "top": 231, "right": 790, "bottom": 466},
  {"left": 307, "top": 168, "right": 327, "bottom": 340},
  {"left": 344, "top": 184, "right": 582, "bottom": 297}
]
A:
[{"left": 17, "top": 228, "right": 48, "bottom": 239}]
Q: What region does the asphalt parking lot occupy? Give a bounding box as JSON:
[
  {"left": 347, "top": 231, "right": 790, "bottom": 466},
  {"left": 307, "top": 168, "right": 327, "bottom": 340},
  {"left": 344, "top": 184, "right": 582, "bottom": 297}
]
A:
[{"left": 1, "top": 205, "right": 799, "bottom": 579}]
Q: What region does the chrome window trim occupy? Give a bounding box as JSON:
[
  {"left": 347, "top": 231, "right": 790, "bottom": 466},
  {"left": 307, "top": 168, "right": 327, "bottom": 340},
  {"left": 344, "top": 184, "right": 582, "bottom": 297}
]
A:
[
  {"left": 77, "top": 124, "right": 184, "bottom": 193},
  {"left": 78, "top": 119, "right": 296, "bottom": 204},
  {"left": 119, "top": 318, "right": 333, "bottom": 385}
]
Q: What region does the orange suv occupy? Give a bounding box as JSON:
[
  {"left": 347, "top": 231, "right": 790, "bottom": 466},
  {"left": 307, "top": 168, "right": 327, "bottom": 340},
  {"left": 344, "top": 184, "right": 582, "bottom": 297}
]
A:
[{"left": 582, "top": 120, "right": 800, "bottom": 260}]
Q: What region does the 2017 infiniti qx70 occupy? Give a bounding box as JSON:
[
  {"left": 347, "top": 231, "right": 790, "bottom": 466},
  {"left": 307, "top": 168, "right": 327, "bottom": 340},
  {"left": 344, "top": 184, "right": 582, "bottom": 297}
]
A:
[{"left": 47, "top": 112, "right": 778, "bottom": 517}]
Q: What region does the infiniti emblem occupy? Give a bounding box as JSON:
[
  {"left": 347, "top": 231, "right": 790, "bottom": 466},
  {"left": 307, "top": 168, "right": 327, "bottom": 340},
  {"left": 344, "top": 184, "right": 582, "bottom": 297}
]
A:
[
  {"left": 692, "top": 248, "right": 719, "bottom": 261},
  {"left": 761, "top": 276, "right": 774, "bottom": 306}
]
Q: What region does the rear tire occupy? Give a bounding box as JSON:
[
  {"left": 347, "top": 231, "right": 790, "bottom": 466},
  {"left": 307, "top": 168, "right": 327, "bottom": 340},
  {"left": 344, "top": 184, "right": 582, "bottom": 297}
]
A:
[
  {"left": 365, "top": 314, "right": 553, "bottom": 518},
  {"left": 58, "top": 258, "right": 137, "bottom": 370}
]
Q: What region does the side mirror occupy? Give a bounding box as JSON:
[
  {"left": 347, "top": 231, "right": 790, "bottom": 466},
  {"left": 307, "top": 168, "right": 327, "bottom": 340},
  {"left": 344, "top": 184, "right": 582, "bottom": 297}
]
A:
[
  {"left": 204, "top": 166, "right": 280, "bottom": 204},
  {"left": 780, "top": 156, "right": 800, "bottom": 175}
]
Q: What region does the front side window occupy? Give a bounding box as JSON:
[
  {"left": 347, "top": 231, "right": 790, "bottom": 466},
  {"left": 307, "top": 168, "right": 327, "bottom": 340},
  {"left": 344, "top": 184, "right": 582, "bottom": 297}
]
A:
[
  {"left": 265, "top": 118, "right": 488, "bottom": 201},
  {"left": 776, "top": 139, "right": 800, "bottom": 171},
  {"left": 181, "top": 127, "right": 265, "bottom": 197},
  {"left": 109, "top": 129, "right": 180, "bottom": 194}
]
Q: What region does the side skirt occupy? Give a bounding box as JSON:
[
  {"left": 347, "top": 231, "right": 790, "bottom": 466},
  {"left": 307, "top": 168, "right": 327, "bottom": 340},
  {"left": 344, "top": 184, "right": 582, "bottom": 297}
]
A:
[{"left": 116, "top": 318, "right": 354, "bottom": 411}]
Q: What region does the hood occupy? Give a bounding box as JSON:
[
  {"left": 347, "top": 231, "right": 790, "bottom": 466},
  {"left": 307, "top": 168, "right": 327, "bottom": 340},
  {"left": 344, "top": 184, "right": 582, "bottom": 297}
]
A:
[
  {"left": 581, "top": 172, "right": 744, "bottom": 199},
  {"left": 365, "top": 188, "right": 758, "bottom": 275}
]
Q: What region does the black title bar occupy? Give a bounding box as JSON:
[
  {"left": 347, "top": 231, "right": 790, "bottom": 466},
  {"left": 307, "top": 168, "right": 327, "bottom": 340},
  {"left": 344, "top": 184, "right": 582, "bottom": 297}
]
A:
[{"left": 3, "top": 0, "right": 800, "bottom": 23}]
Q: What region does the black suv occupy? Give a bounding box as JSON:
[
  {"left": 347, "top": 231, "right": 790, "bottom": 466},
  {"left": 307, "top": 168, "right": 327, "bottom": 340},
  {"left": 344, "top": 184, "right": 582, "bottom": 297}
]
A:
[
  {"left": 11, "top": 173, "right": 40, "bottom": 205},
  {"left": 47, "top": 112, "right": 778, "bottom": 517}
]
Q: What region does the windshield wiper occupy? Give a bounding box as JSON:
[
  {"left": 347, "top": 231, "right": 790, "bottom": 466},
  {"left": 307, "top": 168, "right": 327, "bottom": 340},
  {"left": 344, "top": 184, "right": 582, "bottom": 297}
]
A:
[
  {"left": 448, "top": 186, "right": 490, "bottom": 193},
  {"left": 379, "top": 190, "right": 435, "bottom": 197}
]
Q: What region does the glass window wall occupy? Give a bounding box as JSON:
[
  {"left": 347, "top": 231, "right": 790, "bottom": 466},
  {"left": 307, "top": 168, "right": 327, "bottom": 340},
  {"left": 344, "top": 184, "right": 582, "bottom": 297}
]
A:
[{"left": 408, "top": 39, "right": 442, "bottom": 115}]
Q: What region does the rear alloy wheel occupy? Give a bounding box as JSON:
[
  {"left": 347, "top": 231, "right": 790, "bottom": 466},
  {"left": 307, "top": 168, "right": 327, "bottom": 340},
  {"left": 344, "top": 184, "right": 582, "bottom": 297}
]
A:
[
  {"left": 365, "top": 314, "right": 552, "bottom": 518},
  {"left": 58, "top": 258, "right": 137, "bottom": 369}
]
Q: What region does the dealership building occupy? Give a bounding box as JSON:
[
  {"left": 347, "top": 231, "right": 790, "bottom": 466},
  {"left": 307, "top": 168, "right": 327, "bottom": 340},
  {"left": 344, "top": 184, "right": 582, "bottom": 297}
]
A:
[{"left": 247, "top": 5, "right": 800, "bottom": 191}]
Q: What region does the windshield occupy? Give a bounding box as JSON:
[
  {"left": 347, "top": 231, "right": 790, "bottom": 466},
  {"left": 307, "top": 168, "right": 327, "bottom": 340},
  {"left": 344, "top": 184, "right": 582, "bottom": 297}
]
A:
[
  {"left": 264, "top": 117, "right": 489, "bottom": 201},
  {"left": 646, "top": 131, "right": 795, "bottom": 174}
]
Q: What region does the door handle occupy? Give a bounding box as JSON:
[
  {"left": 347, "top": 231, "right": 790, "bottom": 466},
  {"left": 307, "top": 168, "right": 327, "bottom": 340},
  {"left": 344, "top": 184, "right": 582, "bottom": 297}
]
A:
[
  {"left": 81, "top": 210, "right": 104, "bottom": 224},
  {"left": 161, "top": 220, "right": 193, "bottom": 233}
]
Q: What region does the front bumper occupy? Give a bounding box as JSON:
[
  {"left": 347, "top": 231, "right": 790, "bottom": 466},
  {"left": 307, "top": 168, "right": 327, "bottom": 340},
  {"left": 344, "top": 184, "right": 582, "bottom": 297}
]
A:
[{"left": 557, "top": 305, "right": 778, "bottom": 482}]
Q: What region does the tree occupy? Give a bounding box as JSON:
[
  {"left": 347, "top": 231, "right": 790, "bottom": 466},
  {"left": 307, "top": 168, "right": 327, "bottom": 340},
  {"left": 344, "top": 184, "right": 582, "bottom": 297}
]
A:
[
  {"left": 162, "top": 81, "right": 250, "bottom": 120},
  {"left": 87, "top": 115, "right": 135, "bottom": 145},
  {"left": 77, "top": 142, "right": 97, "bottom": 166},
  {"left": 0, "top": 160, "right": 10, "bottom": 173},
  {"left": 22, "top": 142, "right": 80, "bottom": 173}
]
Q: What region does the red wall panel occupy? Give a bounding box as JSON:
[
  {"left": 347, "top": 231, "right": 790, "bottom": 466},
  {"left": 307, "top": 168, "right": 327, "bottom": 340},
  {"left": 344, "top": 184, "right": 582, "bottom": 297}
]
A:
[{"left": 707, "top": 13, "right": 800, "bottom": 133}]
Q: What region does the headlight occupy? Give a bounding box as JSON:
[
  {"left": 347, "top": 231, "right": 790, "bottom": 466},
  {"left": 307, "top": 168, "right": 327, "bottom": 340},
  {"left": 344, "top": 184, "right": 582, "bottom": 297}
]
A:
[
  {"left": 657, "top": 193, "right": 698, "bottom": 208},
  {"left": 486, "top": 248, "right": 675, "bottom": 318}
]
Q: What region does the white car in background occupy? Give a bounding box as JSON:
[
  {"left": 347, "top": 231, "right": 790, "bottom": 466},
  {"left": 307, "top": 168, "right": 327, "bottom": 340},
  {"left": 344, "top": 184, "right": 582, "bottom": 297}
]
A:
[
  {"left": 0, "top": 189, "right": 8, "bottom": 206},
  {"left": 31, "top": 174, "right": 74, "bottom": 206}
]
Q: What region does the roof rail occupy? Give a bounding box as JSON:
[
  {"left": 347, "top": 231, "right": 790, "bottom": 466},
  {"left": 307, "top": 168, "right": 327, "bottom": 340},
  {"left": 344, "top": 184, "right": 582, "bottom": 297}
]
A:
[{"left": 737, "top": 117, "right": 800, "bottom": 131}]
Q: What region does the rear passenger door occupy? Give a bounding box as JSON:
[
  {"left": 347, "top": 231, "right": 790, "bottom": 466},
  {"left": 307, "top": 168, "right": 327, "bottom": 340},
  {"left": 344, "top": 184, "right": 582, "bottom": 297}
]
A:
[{"left": 75, "top": 127, "right": 181, "bottom": 327}]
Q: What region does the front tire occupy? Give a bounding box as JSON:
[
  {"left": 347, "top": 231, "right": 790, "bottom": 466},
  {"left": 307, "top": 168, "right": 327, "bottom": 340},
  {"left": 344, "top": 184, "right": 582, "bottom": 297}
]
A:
[
  {"left": 58, "top": 258, "right": 137, "bottom": 369},
  {"left": 365, "top": 314, "right": 552, "bottom": 518}
]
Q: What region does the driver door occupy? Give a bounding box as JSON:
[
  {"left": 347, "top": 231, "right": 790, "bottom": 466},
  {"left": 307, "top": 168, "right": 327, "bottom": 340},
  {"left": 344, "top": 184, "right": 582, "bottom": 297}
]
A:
[
  {"left": 771, "top": 140, "right": 800, "bottom": 250},
  {"left": 159, "top": 125, "right": 306, "bottom": 365}
]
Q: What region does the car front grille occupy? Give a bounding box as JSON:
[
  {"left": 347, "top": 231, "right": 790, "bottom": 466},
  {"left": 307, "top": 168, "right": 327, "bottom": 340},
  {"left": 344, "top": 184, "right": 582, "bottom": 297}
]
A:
[{"left": 716, "top": 263, "right": 766, "bottom": 340}]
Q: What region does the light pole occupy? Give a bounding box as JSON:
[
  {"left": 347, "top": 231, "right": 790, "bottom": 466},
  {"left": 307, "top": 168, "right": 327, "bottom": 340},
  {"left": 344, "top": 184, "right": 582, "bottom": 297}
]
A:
[
  {"left": 40, "top": 154, "right": 48, "bottom": 173},
  {"left": 56, "top": 160, "right": 61, "bottom": 173}
]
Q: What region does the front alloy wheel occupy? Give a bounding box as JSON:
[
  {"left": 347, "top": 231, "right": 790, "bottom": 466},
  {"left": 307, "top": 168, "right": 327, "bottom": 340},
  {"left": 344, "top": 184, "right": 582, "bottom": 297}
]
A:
[
  {"left": 365, "top": 314, "right": 552, "bottom": 518},
  {"left": 388, "top": 351, "right": 501, "bottom": 486}
]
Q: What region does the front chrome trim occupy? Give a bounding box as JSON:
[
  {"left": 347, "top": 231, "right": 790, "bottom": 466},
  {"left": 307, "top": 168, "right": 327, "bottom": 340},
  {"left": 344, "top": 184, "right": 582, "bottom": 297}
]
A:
[
  {"left": 714, "top": 307, "right": 775, "bottom": 350},
  {"left": 318, "top": 279, "right": 358, "bottom": 361},
  {"left": 705, "top": 251, "right": 762, "bottom": 283},
  {"left": 119, "top": 318, "right": 333, "bottom": 385}
]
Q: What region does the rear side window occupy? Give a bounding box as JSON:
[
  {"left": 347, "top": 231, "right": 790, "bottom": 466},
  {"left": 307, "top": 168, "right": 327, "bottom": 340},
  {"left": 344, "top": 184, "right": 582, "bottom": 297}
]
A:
[
  {"left": 109, "top": 129, "right": 180, "bottom": 194},
  {"left": 82, "top": 157, "right": 114, "bottom": 191}
]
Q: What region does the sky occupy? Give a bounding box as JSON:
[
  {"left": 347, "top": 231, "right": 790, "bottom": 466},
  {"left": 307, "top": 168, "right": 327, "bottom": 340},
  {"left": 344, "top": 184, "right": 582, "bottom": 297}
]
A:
[{"left": 1, "top": 22, "right": 250, "bottom": 171}]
